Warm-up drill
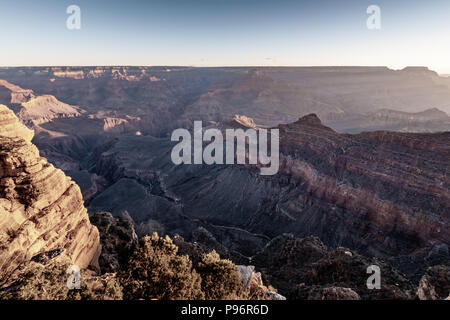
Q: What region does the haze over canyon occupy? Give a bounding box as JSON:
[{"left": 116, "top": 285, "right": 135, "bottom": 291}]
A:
[{"left": 0, "top": 66, "right": 448, "bottom": 299}]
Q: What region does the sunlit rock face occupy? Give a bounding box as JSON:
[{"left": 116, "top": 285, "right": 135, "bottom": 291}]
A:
[
  {"left": 0, "top": 104, "right": 100, "bottom": 281},
  {"left": 0, "top": 104, "right": 34, "bottom": 141}
]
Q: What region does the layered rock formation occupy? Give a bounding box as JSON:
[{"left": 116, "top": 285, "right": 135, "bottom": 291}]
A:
[
  {"left": 0, "top": 67, "right": 447, "bottom": 297},
  {"left": 0, "top": 80, "right": 83, "bottom": 132},
  {"left": 18, "top": 95, "right": 82, "bottom": 125},
  {"left": 0, "top": 79, "right": 35, "bottom": 104},
  {"left": 330, "top": 107, "right": 450, "bottom": 133},
  {"left": 1, "top": 66, "right": 449, "bottom": 137},
  {"left": 80, "top": 113, "right": 449, "bottom": 282},
  {"left": 0, "top": 104, "right": 100, "bottom": 283},
  {"left": 275, "top": 115, "right": 449, "bottom": 278},
  {"left": 0, "top": 105, "right": 34, "bottom": 141},
  {"left": 371, "top": 107, "right": 449, "bottom": 123},
  {"left": 253, "top": 234, "right": 416, "bottom": 300}
]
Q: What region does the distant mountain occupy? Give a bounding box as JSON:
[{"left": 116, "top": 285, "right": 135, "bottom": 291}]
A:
[
  {"left": 372, "top": 107, "right": 448, "bottom": 122},
  {"left": 328, "top": 107, "right": 450, "bottom": 133},
  {"left": 1, "top": 66, "right": 450, "bottom": 136}
]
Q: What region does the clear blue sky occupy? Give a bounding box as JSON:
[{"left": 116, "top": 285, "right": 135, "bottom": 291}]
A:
[{"left": 1, "top": 0, "right": 449, "bottom": 73}]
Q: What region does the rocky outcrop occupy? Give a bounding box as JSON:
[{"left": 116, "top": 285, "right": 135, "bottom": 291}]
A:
[
  {"left": 101, "top": 116, "right": 142, "bottom": 134},
  {"left": 19, "top": 95, "right": 82, "bottom": 125},
  {"left": 230, "top": 115, "right": 258, "bottom": 129},
  {"left": 417, "top": 265, "right": 450, "bottom": 300},
  {"left": 0, "top": 80, "right": 35, "bottom": 104},
  {"left": 275, "top": 115, "right": 449, "bottom": 279},
  {"left": 0, "top": 105, "right": 100, "bottom": 283},
  {"left": 0, "top": 80, "right": 83, "bottom": 128},
  {"left": 237, "top": 265, "right": 264, "bottom": 290},
  {"left": 253, "top": 234, "right": 417, "bottom": 300},
  {"left": 0, "top": 105, "right": 34, "bottom": 141},
  {"left": 236, "top": 264, "right": 286, "bottom": 300},
  {"left": 266, "top": 291, "right": 286, "bottom": 300}
]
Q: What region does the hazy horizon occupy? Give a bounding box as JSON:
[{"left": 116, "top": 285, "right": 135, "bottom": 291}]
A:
[
  {"left": 0, "top": 65, "right": 445, "bottom": 74},
  {"left": 1, "top": 0, "right": 450, "bottom": 73}
]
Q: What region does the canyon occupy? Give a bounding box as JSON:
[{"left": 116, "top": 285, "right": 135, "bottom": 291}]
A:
[{"left": 0, "top": 66, "right": 448, "bottom": 298}]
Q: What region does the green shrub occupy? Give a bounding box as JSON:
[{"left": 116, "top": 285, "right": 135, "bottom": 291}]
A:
[
  {"left": 1, "top": 260, "right": 123, "bottom": 300},
  {"left": 119, "top": 233, "right": 204, "bottom": 300},
  {"left": 196, "top": 251, "right": 242, "bottom": 300},
  {"left": 2, "top": 260, "right": 70, "bottom": 300}
]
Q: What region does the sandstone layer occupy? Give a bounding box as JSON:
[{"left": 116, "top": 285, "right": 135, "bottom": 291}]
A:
[
  {"left": 0, "top": 105, "right": 34, "bottom": 141},
  {"left": 0, "top": 104, "right": 100, "bottom": 282},
  {"left": 19, "top": 95, "right": 82, "bottom": 125}
]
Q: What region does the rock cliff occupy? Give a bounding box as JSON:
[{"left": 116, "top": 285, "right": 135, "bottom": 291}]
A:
[
  {"left": 0, "top": 104, "right": 100, "bottom": 283},
  {"left": 0, "top": 105, "right": 34, "bottom": 141}
]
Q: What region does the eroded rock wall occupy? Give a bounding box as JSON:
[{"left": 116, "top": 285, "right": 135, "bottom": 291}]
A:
[{"left": 0, "top": 104, "right": 100, "bottom": 281}]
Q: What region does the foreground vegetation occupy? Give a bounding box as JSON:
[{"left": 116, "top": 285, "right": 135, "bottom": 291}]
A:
[{"left": 1, "top": 233, "right": 271, "bottom": 300}]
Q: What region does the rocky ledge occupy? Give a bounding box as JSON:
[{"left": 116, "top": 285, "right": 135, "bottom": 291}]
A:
[{"left": 0, "top": 104, "right": 100, "bottom": 284}]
